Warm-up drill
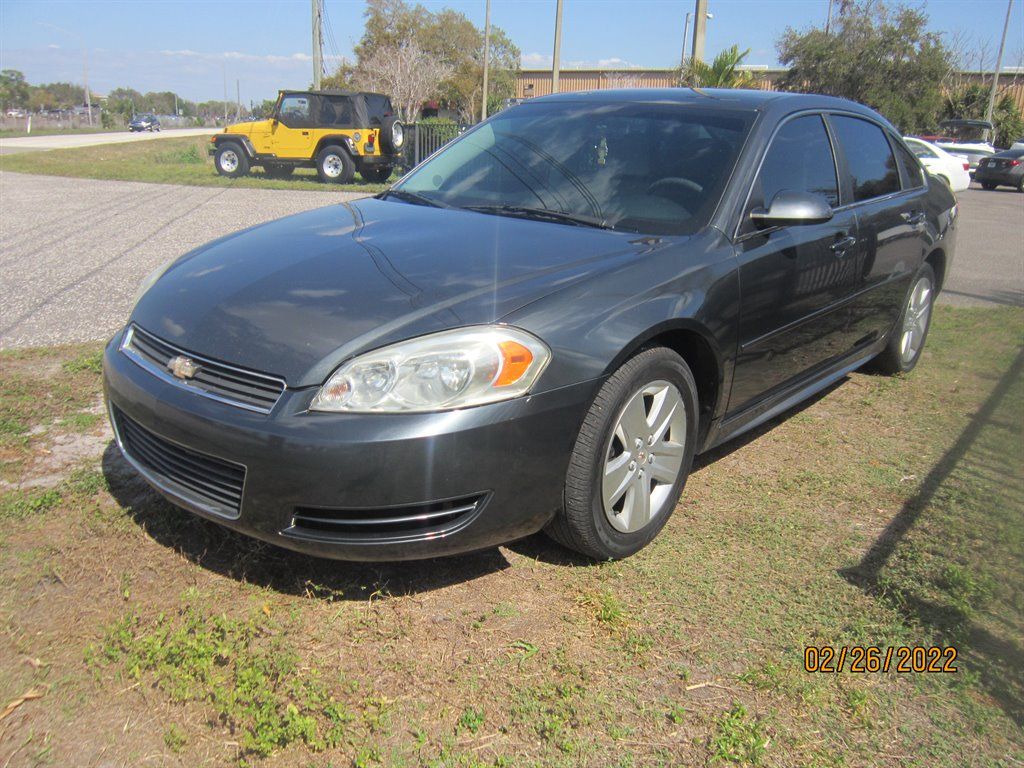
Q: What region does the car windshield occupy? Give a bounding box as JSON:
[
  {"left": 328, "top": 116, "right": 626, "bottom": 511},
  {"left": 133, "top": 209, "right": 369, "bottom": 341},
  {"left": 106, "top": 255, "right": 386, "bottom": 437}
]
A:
[{"left": 395, "top": 101, "right": 755, "bottom": 235}]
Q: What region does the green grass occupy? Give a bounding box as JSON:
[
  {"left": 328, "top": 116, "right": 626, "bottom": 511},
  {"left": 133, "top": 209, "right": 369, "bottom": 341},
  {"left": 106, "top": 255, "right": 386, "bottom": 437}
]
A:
[
  {"left": 0, "top": 306, "right": 1020, "bottom": 766},
  {"left": 0, "top": 135, "right": 394, "bottom": 193},
  {"left": 0, "top": 126, "right": 112, "bottom": 139}
]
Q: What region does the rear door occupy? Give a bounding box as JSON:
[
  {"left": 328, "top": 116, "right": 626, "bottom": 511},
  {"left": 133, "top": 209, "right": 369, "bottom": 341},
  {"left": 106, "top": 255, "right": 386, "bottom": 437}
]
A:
[
  {"left": 728, "top": 113, "right": 860, "bottom": 415},
  {"left": 828, "top": 115, "right": 927, "bottom": 346}
]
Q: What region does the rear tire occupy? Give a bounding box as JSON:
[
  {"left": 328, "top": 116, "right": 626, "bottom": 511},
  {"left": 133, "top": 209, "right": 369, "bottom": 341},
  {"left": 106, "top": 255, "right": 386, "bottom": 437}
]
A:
[
  {"left": 869, "top": 263, "right": 936, "bottom": 375},
  {"left": 214, "top": 142, "right": 249, "bottom": 178},
  {"left": 545, "top": 347, "right": 699, "bottom": 560},
  {"left": 360, "top": 165, "right": 393, "bottom": 183},
  {"left": 315, "top": 145, "right": 355, "bottom": 184}
]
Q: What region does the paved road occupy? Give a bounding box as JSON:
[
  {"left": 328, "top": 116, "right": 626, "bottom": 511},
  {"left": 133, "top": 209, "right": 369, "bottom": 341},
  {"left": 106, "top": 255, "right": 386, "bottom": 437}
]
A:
[
  {"left": 0, "top": 127, "right": 212, "bottom": 154},
  {"left": 0, "top": 172, "right": 360, "bottom": 347},
  {"left": 0, "top": 172, "right": 1020, "bottom": 349}
]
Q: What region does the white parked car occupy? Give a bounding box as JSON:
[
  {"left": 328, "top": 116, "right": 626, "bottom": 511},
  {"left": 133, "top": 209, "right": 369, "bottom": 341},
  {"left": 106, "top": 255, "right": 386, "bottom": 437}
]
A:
[{"left": 903, "top": 137, "right": 972, "bottom": 192}]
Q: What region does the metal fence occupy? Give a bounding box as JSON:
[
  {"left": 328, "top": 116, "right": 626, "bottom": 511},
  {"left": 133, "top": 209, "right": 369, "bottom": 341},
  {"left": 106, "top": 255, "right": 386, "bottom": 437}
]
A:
[{"left": 403, "top": 122, "right": 469, "bottom": 169}]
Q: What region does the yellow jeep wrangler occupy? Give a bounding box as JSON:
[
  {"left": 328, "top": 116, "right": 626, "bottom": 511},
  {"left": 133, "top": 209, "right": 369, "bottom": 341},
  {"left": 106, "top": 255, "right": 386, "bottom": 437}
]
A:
[{"left": 209, "top": 90, "right": 404, "bottom": 183}]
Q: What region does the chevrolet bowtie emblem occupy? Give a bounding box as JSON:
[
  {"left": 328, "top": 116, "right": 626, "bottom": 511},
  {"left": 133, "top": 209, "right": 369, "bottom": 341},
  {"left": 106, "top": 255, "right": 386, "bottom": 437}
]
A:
[{"left": 168, "top": 355, "right": 200, "bottom": 380}]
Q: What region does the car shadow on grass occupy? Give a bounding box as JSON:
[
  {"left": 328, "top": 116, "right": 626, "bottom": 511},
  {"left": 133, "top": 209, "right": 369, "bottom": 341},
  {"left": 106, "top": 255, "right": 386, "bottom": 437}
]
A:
[
  {"left": 841, "top": 347, "right": 1024, "bottom": 727},
  {"left": 100, "top": 442, "right": 513, "bottom": 600}
]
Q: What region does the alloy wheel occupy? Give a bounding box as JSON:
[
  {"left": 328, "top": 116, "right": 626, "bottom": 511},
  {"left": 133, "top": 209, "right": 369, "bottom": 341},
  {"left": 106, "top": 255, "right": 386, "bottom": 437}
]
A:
[
  {"left": 901, "top": 274, "right": 933, "bottom": 365},
  {"left": 220, "top": 150, "right": 238, "bottom": 173},
  {"left": 323, "top": 154, "right": 343, "bottom": 178},
  {"left": 602, "top": 380, "right": 687, "bottom": 533}
]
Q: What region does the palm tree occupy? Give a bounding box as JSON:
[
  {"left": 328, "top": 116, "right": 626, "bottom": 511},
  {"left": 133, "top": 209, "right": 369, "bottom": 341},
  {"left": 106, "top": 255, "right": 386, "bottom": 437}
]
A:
[{"left": 679, "top": 45, "right": 756, "bottom": 89}]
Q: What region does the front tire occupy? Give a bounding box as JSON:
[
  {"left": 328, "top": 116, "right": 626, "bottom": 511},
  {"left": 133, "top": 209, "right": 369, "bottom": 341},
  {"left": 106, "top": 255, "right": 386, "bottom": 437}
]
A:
[
  {"left": 870, "top": 263, "right": 936, "bottom": 375},
  {"left": 316, "top": 145, "right": 355, "bottom": 183},
  {"left": 214, "top": 143, "right": 249, "bottom": 178},
  {"left": 546, "top": 347, "right": 699, "bottom": 560},
  {"left": 981, "top": 181, "right": 998, "bottom": 190}
]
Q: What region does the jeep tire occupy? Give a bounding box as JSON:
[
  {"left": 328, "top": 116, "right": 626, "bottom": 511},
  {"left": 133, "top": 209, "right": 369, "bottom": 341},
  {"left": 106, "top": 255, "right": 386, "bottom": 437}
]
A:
[
  {"left": 214, "top": 142, "right": 249, "bottom": 178},
  {"left": 379, "top": 116, "right": 404, "bottom": 154},
  {"left": 316, "top": 145, "right": 355, "bottom": 184}
]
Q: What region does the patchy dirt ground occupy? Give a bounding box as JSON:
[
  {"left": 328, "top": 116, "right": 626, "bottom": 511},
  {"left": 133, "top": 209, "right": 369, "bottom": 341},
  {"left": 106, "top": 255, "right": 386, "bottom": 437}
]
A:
[{"left": 0, "top": 307, "right": 1021, "bottom": 768}]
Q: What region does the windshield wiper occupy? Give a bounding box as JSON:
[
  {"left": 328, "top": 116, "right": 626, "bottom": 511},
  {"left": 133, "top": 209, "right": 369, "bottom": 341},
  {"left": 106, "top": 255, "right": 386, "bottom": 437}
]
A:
[
  {"left": 465, "top": 204, "right": 612, "bottom": 230},
  {"left": 376, "top": 189, "right": 455, "bottom": 209}
]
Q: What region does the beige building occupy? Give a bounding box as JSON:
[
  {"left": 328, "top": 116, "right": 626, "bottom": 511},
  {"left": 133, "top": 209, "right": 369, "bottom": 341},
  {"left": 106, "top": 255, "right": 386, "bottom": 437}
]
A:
[{"left": 514, "top": 67, "right": 1024, "bottom": 115}]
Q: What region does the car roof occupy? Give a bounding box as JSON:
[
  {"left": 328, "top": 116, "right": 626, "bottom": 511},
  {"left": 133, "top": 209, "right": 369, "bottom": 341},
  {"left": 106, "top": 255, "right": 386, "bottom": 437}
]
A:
[
  {"left": 280, "top": 89, "right": 387, "bottom": 99},
  {"left": 525, "top": 88, "right": 890, "bottom": 125}
]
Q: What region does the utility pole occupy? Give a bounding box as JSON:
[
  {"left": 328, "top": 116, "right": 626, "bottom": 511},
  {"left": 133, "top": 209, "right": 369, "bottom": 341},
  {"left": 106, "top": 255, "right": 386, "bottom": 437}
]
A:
[
  {"left": 825, "top": 0, "right": 834, "bottom": 34},
  {"left": 481, "top": 0, "right": 491, "bottom": 120},
  {"left": 681, "top": 12, "right": 692, "bottom": 67},
  {"left": 691, "top": 0, "right": 709, "bottom": 63},
  {"left": 984, "top": 0, "right": 1014, "bottom": 142},
  {"left": 222, "top": 62, "right": 228, "bottom": 123},
  {"left": 312, "top": 0, "right": 324, "bottom": 90},
  {"left": 551, "top": 0, "right": 564, "bottom": 94},
  {"left": 236, "top": 79, "right": 241, "bottom": 120},
  {"left": 83, "top": 48, "right": 92, "bottom": 125}
]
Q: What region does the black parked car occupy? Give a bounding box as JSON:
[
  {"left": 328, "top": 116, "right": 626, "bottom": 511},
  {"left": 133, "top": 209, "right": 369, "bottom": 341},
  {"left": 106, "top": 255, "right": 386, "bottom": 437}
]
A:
[
  {"left": 104, "top": 89, "right": 957, "bottom": 561},
  {"left": 974, "top": 148, "right": 1024, "bottom": 191},
  {"left": 129, "top": 114, "right": 160, "bottom": 132}
]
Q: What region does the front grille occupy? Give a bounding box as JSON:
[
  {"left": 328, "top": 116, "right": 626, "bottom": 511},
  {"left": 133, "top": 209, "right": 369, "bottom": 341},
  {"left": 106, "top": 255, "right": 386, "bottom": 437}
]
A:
[
  {"left": 287, "top": 494, "right": 487, "bottom": 542},
  {"left": 122, "top": 325, "right": 285, "bottom": 413},
  {"left": 112, "top": 406, "right": 246, "bottom": 518}
]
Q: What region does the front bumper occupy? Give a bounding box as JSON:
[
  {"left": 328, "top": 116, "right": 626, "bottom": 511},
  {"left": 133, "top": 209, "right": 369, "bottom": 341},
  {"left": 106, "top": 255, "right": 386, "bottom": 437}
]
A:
[{"left": 103, "top": 333, "right": 597, "bottom": 561}]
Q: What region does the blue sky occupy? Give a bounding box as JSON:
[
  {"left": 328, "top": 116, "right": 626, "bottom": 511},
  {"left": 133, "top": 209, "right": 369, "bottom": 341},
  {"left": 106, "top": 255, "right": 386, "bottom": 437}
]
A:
[{"left": 1, "top": 0, "right": 1021, "bottom": 104}]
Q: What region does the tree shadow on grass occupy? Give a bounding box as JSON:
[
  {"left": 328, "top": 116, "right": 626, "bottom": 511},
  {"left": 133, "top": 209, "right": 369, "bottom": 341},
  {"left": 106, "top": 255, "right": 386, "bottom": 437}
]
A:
[
  {"left": 841, "top": 347, "right": 1024, "bottom": 726},
  {"left": 101, "top": 442, "right": 512, "bottom": 602}
]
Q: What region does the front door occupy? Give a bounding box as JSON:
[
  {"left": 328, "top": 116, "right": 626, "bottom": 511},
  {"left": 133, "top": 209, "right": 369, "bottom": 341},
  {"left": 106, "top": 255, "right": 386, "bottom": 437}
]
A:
[
  {"left": 272, "top": 94, "right": 318, "bottom": 159},
  {"left": 728, "top": 113, "right": 860, "bottom": 415}
]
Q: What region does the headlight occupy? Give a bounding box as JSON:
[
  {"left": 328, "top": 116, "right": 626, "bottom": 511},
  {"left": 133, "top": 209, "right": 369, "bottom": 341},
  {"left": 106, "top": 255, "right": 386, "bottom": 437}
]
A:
[
  {"left": 310, "top": 326, "right": 550, "bottom": 413},
  {"left": 132, "top": 258, "right": 177, "bottom": 307}
]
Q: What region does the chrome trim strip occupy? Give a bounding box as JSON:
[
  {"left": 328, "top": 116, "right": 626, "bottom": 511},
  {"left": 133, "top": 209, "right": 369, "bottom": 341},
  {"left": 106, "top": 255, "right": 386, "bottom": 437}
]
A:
[
  {"left": 109, "top": 403, "right": 246, "bottom": 522},
  {"left": 120, "top": 325, "right": 286, "bottom": 414}
]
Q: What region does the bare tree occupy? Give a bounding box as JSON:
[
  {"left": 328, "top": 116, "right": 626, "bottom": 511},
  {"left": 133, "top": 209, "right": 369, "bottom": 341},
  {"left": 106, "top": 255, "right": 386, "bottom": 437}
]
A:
[{"left": 355, "top": 38, "right": 453, "bottom": 122}]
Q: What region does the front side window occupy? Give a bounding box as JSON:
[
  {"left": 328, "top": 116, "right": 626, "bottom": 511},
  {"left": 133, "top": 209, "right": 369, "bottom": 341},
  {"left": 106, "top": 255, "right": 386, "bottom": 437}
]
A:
[
  {"left": 749, "top": 114, "right": 839, "bottom": 217},
  {"left": 396, "top": 102, "right": 755, "bottom": 235},
  {"left": 906, "top": 140, "right": 937, "bottom": 159},
  {"left": 278, "top": 95, "right": 312, "bottom": 128},
  {"left": 830, "top": 115, "right": 900, "bottom": 201}
]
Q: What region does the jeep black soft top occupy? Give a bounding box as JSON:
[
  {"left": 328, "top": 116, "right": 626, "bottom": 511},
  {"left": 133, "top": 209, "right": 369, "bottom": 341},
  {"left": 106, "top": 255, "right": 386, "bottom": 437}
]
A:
[{"left": 277, "top": 90, "right": 395, "bottom": 129}]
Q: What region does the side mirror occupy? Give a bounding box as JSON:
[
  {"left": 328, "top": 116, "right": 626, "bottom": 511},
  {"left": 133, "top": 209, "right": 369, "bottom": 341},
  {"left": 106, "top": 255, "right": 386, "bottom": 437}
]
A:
[{"left": 749, "top": 190, "right": 833, "bottom": 228}]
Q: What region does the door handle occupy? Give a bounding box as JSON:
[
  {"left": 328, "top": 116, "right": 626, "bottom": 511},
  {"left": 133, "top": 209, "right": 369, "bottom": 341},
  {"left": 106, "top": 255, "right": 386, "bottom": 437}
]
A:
[
  {"left": 301, "top": 131, "right": 310, "bottom": 136},
  {"left": 901, "top": 211, "right": 926, "bottom": 225},
  {"left": 830, "top": 234, "right": 858, "bottom": 255}
]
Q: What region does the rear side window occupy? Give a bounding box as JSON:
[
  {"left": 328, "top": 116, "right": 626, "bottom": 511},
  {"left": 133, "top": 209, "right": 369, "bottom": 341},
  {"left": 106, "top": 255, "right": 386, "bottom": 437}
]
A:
[
  {"left": 830, "top": 116, "right": 900, "bottom": 201},
  {"left": 906, "top": 140, "right": 937, "bottom": 159},
  {"left": 750, "top": 114, "right": 839, "bottom": 213},
  {"left": 893, "top": 139, "right": 925, "bottom": 189}
]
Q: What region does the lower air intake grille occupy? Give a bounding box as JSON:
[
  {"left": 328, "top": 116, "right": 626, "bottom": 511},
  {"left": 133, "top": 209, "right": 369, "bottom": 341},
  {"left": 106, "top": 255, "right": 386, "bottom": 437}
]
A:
[
  {"left": 288, "top": 494, "right": 487, "bottom": 541},
  {"left": 113, "top": 406, "right": 246, "bottom": 518}
]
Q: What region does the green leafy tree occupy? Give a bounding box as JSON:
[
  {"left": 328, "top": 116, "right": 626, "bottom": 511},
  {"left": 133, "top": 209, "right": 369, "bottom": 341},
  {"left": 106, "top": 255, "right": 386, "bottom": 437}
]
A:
[
  {"left": 0, "top": 69, "right": 30, "bottom": 110},
  {"left": 106, "top": 87, "right": 144, "bottom": 119},
  {"left": 943, "top": 84, "right": 1024, "bottom": 148},
  {"left": 36, "top": 81, "right": 86, "bottom": 109},
  {"left": 678, "top": 45, "right": 756, "bottom": 88},
  {"left": 776, "top": 0, "right": 954, "bottom": 134}
]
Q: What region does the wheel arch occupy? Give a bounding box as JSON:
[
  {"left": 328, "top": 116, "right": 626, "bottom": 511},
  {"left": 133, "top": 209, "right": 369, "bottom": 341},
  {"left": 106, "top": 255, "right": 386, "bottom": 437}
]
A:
[
  {"left": 212, "top": 134, "right": 256, "bottom": 158},
  {"left": 925, "top": 247, "right": 947, "bottom": 291},
  {"left": 604, "top": 320, "right": 724, "bottom": 442},
  {"left": 313, "top": 135, "right": 357, "bottom": 159}
]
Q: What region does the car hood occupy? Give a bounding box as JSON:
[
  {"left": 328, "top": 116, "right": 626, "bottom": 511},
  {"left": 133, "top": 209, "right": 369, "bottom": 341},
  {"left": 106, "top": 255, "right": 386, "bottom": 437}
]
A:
[
  {"left": 131, "top": 198, "right": 671, "bottom": 388},
  {"left": 223, "top": 120, "right": 270, "bottom": 135}
]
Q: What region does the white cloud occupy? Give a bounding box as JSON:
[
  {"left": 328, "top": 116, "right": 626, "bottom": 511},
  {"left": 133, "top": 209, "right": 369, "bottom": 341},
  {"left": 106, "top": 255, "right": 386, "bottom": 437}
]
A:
[
  {"left": 159, "top": 49, "right": 346, "bottom": 66},
  {"left": 521, "top": 52, "right": 551, "bottom": 67},
  {"left": 522, "top": 52, "right": 638, "bottom": 69}
]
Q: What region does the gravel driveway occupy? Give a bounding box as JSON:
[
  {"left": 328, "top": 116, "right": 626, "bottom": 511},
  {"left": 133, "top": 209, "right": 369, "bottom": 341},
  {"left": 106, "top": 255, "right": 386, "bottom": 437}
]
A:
[
  {"left": 0, "top": 172, "right": 361, "bottom": 348},
  {"left": 0, "top": 172, "right": 1020, "bottom": 349}
]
